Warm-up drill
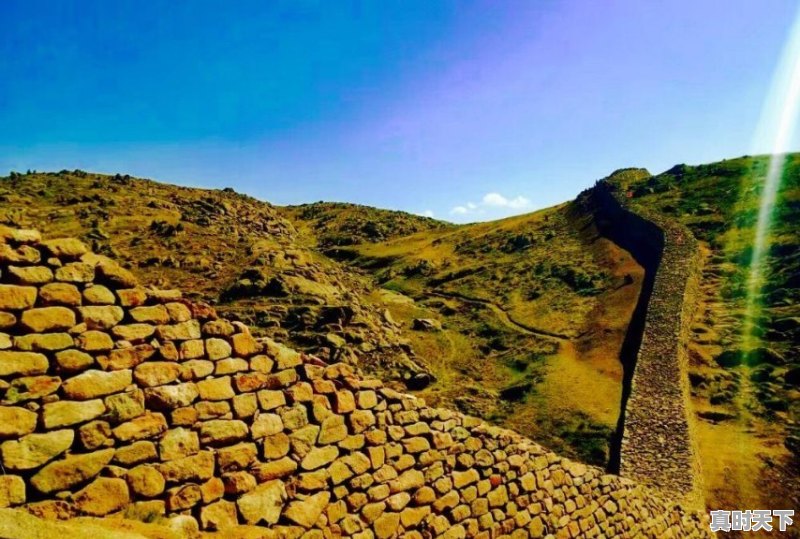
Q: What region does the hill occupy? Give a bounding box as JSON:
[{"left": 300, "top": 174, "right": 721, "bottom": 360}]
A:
[
  {"left": 300, "top": 199, "right": 645, "bottom": 466},
  {"left": 284, "top": 202, "right": 452, "bottom": 248},
  {"left": 4, "top": 156, "right": 798, "bottom": 520},
  {"left": 0, "top": 171, "right": 429, "bottom": 387},
  {"left": 611, "top": 155, "right": 800, "bottom": 518}
]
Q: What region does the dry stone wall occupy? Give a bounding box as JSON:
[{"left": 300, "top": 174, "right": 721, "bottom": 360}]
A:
[
  {"left": 0, "top": 226, "right": 710, "bottom": 538},
  {"left": 588, "top": 179, "right": 704, "bottom": 509}
]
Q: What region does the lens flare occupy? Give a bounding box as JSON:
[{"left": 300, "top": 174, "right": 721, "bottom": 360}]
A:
[{"left": 743, "top": 6, "right": 800, "bottom": 349}]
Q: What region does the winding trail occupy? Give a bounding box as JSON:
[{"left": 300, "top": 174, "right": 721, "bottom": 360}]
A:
[{"left": 430, "top": 289, "right": 571, "bottom": 340}]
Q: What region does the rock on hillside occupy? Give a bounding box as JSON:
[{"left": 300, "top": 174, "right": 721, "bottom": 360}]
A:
[
  {"left": 0, "top": 171, "right": 429, "bottom": 387},
  {"left": 284, "top": 202, "right": 452, "bottom": 248}
]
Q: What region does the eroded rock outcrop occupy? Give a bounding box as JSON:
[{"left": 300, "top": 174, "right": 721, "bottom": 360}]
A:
[{"left": 0, "top": 226, "right": 710, "bottom": 537}]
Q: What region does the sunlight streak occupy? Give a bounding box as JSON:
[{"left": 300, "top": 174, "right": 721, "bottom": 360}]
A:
[{"left": 743, "top": 6, "right": 800, "bottom": 348}]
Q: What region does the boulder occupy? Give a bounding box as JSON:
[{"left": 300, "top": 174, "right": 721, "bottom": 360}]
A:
[{"left": 412, "top": 318, "right": 442, "bottom": 331}]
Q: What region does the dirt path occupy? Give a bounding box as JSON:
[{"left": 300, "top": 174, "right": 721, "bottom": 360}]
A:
[{"left": 429, "top": 289, "right": 571, "bottom": 340}]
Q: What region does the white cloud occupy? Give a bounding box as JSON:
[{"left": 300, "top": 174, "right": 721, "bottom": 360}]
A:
[
  {"left": 422, "top": 209, "right": 435, "bottom": 218},
  {"left": 449, "top": 191, "right": 531, "bottom": 219},
  {"left": 482, "top": 192, "right": 530, "bottom": 209}
]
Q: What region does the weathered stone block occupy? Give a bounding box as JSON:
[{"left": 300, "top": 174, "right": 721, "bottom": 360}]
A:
[
  {"left": 14, "top": 332, "right": 73, "bottom": 351},
  {"left": 130, "top": 305, "right": 170, "bottom": 324},
  {"left": 111, "top": 323, "right": 155, "bottom": 342},
  {"left": 237, "top": 479, "right": 286, "bottom": 525},
  {"left": 0, "top": 475, "right": 26, "bottom": 508},
  {"left": 158, "top": 451, "right": 215, "bottom": 483},
  {"left": 301, "top": 445, "right": 338, "bottom": 471},
  {"left": 0, "top": 285, "right": 37, "bottom": 310},
  {"left": 114, "top": 441, "right": 158, "bottom": 466},
  {"left": 197, "top": 376, "right": 235, "bottom": 401},
  {"left": 30, "top": 448, "right": 114, "bottom": 494},
  {"left": 116, "top": 288, "right": 147, "bottom": 307},
  {"left": 42, "top": 399, "right": 105, "bottom": 429},
  {"left": 54, "top": 262, "right": 95, "bottom": 283},
  {"left": 82, "top": 284, "right": 116, "bottom": 305},
  {"left": 105, "top": 389, "right": 145, "bottom": 423},
  {"left": 200, "top": 499, "right": 238, "bottom": 531},
  {"left": 179, "top": 339, "right": 204, "bottom": 359},
  {"left": 78, "top": 305, "right": 124, "bottom": 329},
  {"left": 41, "top": 238, "right": 88, "bottom": 258},
  {"left": 199, "top": 419, "right": 248, "bottom": 446},
  {"left": 251, "top": 413, "right": 283, "bottom": 439},
  {"left": 126, "top": 464, "right": 166, "bottom": 498},
  {"left": 144, "top": 382, "right": 199, "bottom": 410},
  {"left": 78, "top": 420, "right": 112, "bottom": 450},
  {"left": 133, "top": 361, "right": 180, "bottom": 387},
  {"left": 159, "top": 427, "right": 199, "bottom": 461},
  {"left": 113, "top": 412, "right": 167, "bottom": 442},
  {"left": 72, "top": 477, "right": 130, "bottom": 516},
  {"left": 0, "top": 429, "right": 74, "bottom": 470},
  {"left": 205, "top": 338, "right": 232, "bottom": 360},
  {"left": 0, "top": 351, "right": 49, "bottom": 376},
  {"left": 166, "top": 484, "right": 202, "bottom": 511},
  {"left": 251, "top": 457, "right": 297, "bottom": 482},
  {"left": 75, "top": 330, "right": 114, "bottom": 351},
  {"left": 284, "top": 491, "right": 330, "bottom": 528},
  {"left": 39, "top": 282, "right": 82, "bottom": 305},
  {"left": 156, "top": 319, "right": 201, "bottom": 341},
  {"left": 0, "top": 406, "right": 37, "bottom": 438},
  {"left": 20, "top": 306, "right": 75, "bottom": 332},
  {"left": 216, "top": 442, "right": 257, "bottom": 473},
  {"left": 62, "top": 369, "right": 132, "bottom": 400}
]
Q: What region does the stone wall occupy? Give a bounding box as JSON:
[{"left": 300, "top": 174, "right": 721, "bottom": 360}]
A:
[
  {"left": 587, "top": 178, "right": 705, "bottom": 509},
  {"left": 0, "top": 227, "right": 710, "bottom": 538}
]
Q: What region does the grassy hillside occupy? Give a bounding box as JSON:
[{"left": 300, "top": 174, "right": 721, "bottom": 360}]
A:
[
  {"left": 1, "top": 169, "right": 643, "bottom": 466},
  {"left": 611, "top": 154, "right": 800, "bottom": 516},
  {"left": 284, "top": 201, "right": 452, "bottom": 248},
  {"left": 311, "top": 200, "right": 645, "bottom": 465},
  {"left": 0, "top": 170, "right": 429, "bottom": 384}
]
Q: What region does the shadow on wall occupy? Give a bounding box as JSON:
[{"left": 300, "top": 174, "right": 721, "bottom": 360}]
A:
[{"left": 582, "top": 182, "right": 665, "bottom": 474}]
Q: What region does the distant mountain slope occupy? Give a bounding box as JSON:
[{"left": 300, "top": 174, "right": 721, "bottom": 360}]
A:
[
  {"left": 0, "top": 169, "right": 641, "bottom": 466},
  {"left": 610, "top": 155, "right": 800, "bottom": 515},
  {"left": 318, "top": 199, "right": 645, "bottom": 465},
  {"left": 283, "top": 201, "right": 452, "bottom": 248},
  {"left": 0, "top": 170, "right": 428, "bottom": 385}
]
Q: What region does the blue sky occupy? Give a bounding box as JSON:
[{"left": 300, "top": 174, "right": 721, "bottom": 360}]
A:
[{"left": 1, "top": 1, "right": 799, "bottom": 222}]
